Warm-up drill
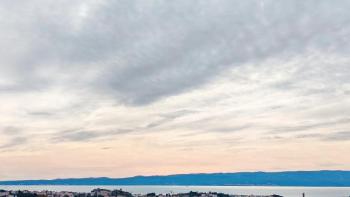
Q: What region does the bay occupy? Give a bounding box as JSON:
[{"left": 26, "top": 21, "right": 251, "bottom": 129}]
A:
[{"left": 1, "top": 186, "right": 350, "bottom": 197}]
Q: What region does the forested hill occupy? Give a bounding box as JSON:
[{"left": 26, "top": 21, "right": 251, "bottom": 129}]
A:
[{"left": 1, "top": 170, "right": 350, "bottom": 186}]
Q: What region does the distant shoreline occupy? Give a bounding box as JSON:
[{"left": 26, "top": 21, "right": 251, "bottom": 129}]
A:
[
  {"left": 1, "top": 185, "right": 350, "bottom": 187},
  {"left": 1, "top": 170, "right": 350, "bottom": 187},
  {"left": 0, "top": 188, "right": 284, "bottom": 197},
  {"left": 2, "top": 186, "right": 350, "bottom": 197}
]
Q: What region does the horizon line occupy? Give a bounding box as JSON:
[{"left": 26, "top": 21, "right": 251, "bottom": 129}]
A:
[{"left": 1, "top": 169, "right": 350, "bottom": 182}]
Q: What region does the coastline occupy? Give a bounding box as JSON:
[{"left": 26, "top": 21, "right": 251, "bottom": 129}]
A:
[
  {"left": 0, "top": 188, "right": 283, "bottom": 197},
  {"left": 1, "top": 185, "right": 350, "bottom": 197}
]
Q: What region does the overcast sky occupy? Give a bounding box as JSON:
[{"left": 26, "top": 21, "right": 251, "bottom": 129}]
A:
[{"left": 1, "top": 0, "right": 350, "bottom": 180}]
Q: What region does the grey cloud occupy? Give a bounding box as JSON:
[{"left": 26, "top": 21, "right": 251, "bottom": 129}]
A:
[
  {"left": 145, "top": 119, "right": 172, "bottom": 129},
  {"left": 271, "top": 124, "right": 324, "bottom": 133},
  {"left": 159, "top": 110, "right": 197, "bottom": 119},
  {"left": 0, "top": 137, "right": 27, "bottom": 150},
  {"left": 269, "top": 118, "right": 350, "bottom": 133},
  {"left": 261, "top": 135, "right": 287, "bottom": 141},
  {"left": 145, "top": 109, "right": 197, "bottom": 129},
  {"left": 323, "top": 131, "right": 350, "bottom": 141},
  {"left": 1, "top": 1, "right": 350, "bottom": 105},
  {"left": 53, "top": 130, "right": 102, "bottom": 142},
  {"left": 295, "top": 133, "right": 323, "bottom": 139},
  {"left": 208, "top": 125, "right": 251, "bottom": 133},
  {"left": 52, "top": 129, "right": 133, "bottom": 142},
  {"left": 53, "top": 109, "right": 196, "bottom": 143},
  {"left": 91, "top": 0, "right": 350, "bottom": 105},
  {"left": 1, "top": 127, "right": 22, "bottom": 135},
  {"left": 27, "top": 111, "right": 54, "bottom": 116},
  {"left": 293, "top": 131, "right": 350, "bottom": 141}
]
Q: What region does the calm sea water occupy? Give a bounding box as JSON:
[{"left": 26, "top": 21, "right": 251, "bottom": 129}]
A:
[{"left": 1, "top": 186, "right": 350, "bottom": 197}]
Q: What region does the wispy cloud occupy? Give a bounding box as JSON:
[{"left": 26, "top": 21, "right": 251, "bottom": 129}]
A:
[
  {"left": 1, "top": 126, "right": 22, "bottom": 136},
  {"left": 52, "top": 129, "right": 133, "bottom": 142},
  {"left": 0, "top": 137, "right": 27, "bottom": 150},
  {"left": 269, "top": 118, "right": 350, "bottom": 134},
  {"left": 323, "top": 131, "right": 350, "bottom": 141}
]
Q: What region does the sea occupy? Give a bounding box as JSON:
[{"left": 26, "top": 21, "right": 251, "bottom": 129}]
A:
[{"left": 1, "top": 186, "right": 350, "bottom": 197}]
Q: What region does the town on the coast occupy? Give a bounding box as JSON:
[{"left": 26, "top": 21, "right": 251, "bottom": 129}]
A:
[{"left": 0, "top": 188, "right": 284, "bottom": 197}]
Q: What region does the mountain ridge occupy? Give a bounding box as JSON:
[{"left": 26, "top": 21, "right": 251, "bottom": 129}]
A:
[{"left": 1, "top": 170, "right": 350, "bottom": 186}]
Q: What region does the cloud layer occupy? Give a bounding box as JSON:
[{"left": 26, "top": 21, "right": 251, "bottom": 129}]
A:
[{"left": 0, "top": 0, "right": 350, "bottom": 180}]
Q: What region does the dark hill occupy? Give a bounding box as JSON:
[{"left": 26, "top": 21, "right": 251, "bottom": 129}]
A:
[{"left": 0, "top": 170, "right": 349, "bottom": 186}]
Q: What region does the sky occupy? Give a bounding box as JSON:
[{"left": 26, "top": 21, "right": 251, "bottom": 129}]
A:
[{"left": 0, "top": 0, "right": 350, "bottom": 180}]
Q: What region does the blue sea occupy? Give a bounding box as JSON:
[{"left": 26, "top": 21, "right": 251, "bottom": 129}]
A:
[{"left": 1, "top": 186, "right": 350, "bottom": 197}]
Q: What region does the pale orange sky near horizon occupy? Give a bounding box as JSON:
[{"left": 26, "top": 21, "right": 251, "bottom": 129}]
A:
[{"left": 1, "top": 0, "right": 350, "bottom": 180}]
